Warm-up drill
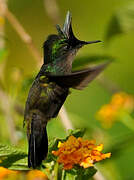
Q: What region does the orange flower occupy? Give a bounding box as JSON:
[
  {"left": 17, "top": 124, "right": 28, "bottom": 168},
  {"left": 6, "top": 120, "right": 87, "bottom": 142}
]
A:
[
  {"left": 52, "top": 136, "right": 111, "bottom": 170},
  {"left": 96, "top": 104, "right": 118, "bottom": 128},
  {"left": 27, "top": 170, "right": 48, "bottom": 180},
  {"left": 96, "top": 92, "right": 134, "bottom": 128},
  {"left": 0, "top": 167, "right": 18, "bottom": 180},
  {"left": 111, "top": 92, "right": 134, "bottom": 113}
]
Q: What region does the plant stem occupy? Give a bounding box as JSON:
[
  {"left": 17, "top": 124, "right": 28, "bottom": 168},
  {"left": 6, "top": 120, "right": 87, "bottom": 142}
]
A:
[
  {"left": 120, "top": 112, "right": 134, "bottom": 132},
  {"left": 61, "top": 169, "right": 65, "bottom": 180},
  {"left": 54, "top": 162, "right": 59, "bottom": 180},
  {"left": 93, "top": 170, "right": 106, "bottom": 180},
  {"left": 59, "top": 106, "right": 74, "bottom": 131},
  {"left": 97, "top": 74, "right": 121, "bottom": 94}
]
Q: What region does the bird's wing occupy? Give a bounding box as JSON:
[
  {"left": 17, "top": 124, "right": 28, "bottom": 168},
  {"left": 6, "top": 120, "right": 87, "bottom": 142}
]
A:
[{"left": 47, "top": 61, "right": 110, "bottom": 90}]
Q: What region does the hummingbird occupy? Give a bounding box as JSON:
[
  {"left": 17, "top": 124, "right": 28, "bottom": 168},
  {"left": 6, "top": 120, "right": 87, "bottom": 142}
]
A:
[{"left": 24, "top": 11, "right": 109, "bottom": 168}]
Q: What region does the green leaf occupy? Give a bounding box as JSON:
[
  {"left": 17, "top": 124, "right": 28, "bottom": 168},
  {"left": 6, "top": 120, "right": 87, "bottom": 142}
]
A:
[
  {"left": 0, "top": 144, "right": 28, "bottom": 170},
  {"left": 63, "top": 170, "right": 77, "bottom": 180},
  {"left": 0, "top": 144, "right": 26, "bottom": 157},
  {"left": 8, "top": 157, "right": 29, "bottom": 171},
  {"left": 72, "top": 56, "right": 114, "bottom": 70},
  {"left": 64, "top": 166, "right": 97, "bottom": 180},
  {"left": 0, "top": 48, "right": 8, "bottom": 63},
  {"left": 46, "top": 138, "right": 62, "bottom": 162},
  {"left": 67, "top": 128, "right": 85, "bottom": 138}
]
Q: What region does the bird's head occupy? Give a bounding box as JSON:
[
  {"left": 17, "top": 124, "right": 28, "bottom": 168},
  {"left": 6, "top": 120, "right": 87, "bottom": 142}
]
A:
[{"left": 43, "top": 11, "right": 101, "bottom": 64}]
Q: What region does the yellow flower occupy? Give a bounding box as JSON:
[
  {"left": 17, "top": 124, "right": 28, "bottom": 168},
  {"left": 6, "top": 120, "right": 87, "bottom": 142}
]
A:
[
  {"left": 58, "top": 141, "right": 63, "bottom": 148},
  {"left": 94, "top": 143, "right": 103, "bottom": 151},
  {"left": 96, "top": 92, "right": 134, "bottom": 128},
  {"left": 52, "top": 136, "right": 111, "bottom": 170},
  {"left": 27, "top": 170, "right": 48, "bottom": 180},
  {"left": 0, "top": 167, "right": 18, "bottom": 179}
]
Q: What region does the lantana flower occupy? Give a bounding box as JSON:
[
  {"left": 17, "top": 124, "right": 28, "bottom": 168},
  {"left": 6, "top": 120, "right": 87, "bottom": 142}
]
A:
[
  {"left": 52, "top": 135, "right": 111, "bottom": 170},
  {"left": 96, "top": 92, "right": 134, "bottom": 128}
]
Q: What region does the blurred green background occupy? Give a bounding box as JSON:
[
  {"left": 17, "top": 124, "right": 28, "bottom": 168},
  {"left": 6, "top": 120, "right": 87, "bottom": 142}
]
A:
[{"left": 1, "top": 0, "right": 134, "bottom": 179}]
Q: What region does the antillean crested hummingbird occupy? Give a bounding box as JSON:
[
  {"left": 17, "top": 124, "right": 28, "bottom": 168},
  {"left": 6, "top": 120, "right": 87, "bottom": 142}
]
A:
[{"left": 24, "top": 11, "right": 109, "bottom": 168}]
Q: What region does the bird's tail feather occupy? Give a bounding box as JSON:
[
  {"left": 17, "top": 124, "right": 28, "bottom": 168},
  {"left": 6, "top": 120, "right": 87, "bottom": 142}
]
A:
[{"left": 28, "top": 116, "right": 48, "bottom": 168}]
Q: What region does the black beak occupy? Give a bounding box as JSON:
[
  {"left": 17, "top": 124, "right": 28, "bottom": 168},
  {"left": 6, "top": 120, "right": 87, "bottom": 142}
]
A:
[
  {"left": 56, "top": 11, "right": 101, "bottom": 47},
  {"left": 83, "top": 40, "right": 102, "bottom": 44},
  {"left": 77, "top": 40, "right": 101, "bottom": 48}
]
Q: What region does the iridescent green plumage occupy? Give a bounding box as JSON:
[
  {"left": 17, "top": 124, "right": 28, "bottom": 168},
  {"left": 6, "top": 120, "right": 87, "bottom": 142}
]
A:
[{"left": 24, "top": 11, "right": 109, "bottom": 169}]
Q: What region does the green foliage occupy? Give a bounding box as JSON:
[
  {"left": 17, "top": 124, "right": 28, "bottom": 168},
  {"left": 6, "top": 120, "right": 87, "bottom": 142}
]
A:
[
  {"left": 67, "top": 128, "right": 85, "bottom": 138},
  {"left": 63, "top": 167, "right": 97, "bottom": 180},
  {"left": 0, "top": 144, "right": 28, "bottom": 170},
  {"left": 46, "top": 138, "right": 61, "bottom": 162}
]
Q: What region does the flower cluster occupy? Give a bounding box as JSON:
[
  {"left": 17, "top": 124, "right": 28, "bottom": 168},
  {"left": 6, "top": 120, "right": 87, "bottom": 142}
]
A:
[
  {"left": 52, "top": 135, "right": 111, "bottom": 170},
  {"left": 96, "top": 92, "right": 134, "bottom": 128}
]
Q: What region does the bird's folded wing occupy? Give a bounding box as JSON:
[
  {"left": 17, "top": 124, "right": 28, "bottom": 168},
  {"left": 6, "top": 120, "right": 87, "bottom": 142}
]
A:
[{"left": 47, "top": 61, "right": 110, "bottom": 90}]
